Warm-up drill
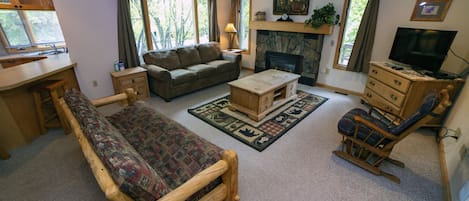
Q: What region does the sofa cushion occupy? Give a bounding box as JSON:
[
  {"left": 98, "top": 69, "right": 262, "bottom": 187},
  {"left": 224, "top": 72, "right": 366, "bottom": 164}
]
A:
[
  {"left": 177, "top": 46, "right": 202, "bottom": 67},
  {"left": 107, "top": 102, "right": 223, "bottom": 200},
  {"left": 206, "top": 60, "right": 235, "bottom": 73},
  {"left": 197, "top": 42, "right": 222, "bottom": 63},
  {"left": 186, "top": 64, "right": 217, "bottom": 78},
  {"left": 64, "top": 89, "right": 171, "bottom": 200},
  {"left": 143, "top": 50, "right": 181, "bottom": 70},
  {"left": 169, "top": 69, "right": 197, "bottom": 85}
]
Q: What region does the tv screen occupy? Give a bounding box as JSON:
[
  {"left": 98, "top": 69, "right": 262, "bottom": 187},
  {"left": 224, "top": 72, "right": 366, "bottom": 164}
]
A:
[{"left": 389, "top": 27, "right": 457, "bottom": 73}]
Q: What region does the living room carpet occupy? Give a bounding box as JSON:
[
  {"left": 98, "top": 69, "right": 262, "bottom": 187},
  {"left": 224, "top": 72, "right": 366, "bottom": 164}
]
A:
[{"left": 188, "top": 90, "right": 328, "bottom": 151}]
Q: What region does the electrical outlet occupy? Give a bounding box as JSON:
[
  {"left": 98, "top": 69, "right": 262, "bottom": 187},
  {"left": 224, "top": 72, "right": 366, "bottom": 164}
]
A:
[
  {"left": 92, "top": 80, "right": 98, "bottom": 87},
  {"left": 455, "top": 127, "right": 462, "bottom": 139}
]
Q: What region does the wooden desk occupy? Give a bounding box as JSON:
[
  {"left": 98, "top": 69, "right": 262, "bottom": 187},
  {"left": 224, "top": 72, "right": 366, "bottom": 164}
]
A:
[
  {"left": 228, "top": 69, "right": 300, "bottom": 121},
  {"left": 0, "top": 53, "right": 79, "bottom": 151}
]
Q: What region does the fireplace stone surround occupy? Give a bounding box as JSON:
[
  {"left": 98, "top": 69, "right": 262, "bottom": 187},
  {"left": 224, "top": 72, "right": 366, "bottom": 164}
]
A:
[{"left": 254, "top": 30, "right": 324, "bottom": 85}]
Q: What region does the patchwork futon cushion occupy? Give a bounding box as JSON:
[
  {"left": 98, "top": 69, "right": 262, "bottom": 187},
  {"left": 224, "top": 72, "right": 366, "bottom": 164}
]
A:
[
  {"left": 64, "top": 89, "right": 171, "bottom": 200},
  {"left": 106, "top": 101, "right": 223, "bottom": 200}
]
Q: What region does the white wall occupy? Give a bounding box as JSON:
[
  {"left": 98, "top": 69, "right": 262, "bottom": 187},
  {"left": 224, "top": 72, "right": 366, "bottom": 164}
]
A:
[{"left": 53, "top": 0, "right": 118, "bottom": 99}]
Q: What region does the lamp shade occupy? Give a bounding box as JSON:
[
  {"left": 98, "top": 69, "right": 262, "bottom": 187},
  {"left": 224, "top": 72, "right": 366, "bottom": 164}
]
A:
[{"left": 224, "top": 23, "right": 237, "bottom": 33}]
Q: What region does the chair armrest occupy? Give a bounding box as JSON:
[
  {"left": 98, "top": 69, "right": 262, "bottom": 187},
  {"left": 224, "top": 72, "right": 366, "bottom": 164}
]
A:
[
  {"left": 222, "top": 52, "right": 241, "bottom": 64},
  {"left": 91, "top": 88, "right": 137, "bottom": 107},
  {"left": 353, "top": 116, "right": 398, "bottom": 140},
  {"left": 143, "top": 64, "right": 171, "bottom": 81}
]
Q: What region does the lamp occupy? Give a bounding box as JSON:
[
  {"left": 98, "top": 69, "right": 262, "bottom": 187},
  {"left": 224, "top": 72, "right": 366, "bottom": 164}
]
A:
[{"left": 224, "top": 23, "right": 237, "bottom": 50}]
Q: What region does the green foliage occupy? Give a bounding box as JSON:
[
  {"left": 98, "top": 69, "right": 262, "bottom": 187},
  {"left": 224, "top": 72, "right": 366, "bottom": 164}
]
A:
[{"left": 304, "top": 3, "right": 340, "bottom": 28}]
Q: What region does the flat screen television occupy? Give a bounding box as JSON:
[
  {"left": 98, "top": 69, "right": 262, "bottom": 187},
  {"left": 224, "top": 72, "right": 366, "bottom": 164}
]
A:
[{"left": 388, "top": 27, "right": 457, "bottom": 73}]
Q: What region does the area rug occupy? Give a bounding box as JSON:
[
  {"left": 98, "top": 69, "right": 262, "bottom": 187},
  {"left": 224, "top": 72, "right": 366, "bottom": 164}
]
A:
[{"left": 188, "top": 90, "right": 328, "bottom": 151}]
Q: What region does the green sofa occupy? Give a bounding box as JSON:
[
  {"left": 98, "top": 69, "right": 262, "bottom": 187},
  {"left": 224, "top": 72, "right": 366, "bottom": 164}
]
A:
[{"left": 142, "top": 42, "right": 241, "bottom": 101}]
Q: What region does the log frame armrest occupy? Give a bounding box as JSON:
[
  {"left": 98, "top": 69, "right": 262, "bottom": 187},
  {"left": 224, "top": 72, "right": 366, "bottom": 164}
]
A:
[{"left": 59, "top": 89, "right": 239, "bottom": 201}]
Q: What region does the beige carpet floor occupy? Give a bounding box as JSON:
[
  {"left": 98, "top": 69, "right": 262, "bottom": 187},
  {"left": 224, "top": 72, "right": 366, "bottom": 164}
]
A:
[{"left": 0, "top": 71, "right": 443, "bottom": 201}]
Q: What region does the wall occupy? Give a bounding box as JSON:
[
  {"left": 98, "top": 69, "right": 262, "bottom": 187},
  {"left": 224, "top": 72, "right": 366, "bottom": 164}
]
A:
[{"left": 52, "top": 0, "right": 118, "bottom": 99}]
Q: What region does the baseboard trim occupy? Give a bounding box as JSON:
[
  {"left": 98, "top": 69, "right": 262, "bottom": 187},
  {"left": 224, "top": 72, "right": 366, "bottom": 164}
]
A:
[
  {"left": 315, "top": 83, "right": 363, "bottom": 97},
  {"left": 439, "top": 135, "right": 452, "bottom": 201}
]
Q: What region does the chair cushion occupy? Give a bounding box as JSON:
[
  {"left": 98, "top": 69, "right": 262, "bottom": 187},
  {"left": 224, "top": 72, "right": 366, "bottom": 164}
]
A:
[
  {"left": 389, "top": 90, "right": 440, "bottom": 134},
  {"left": 177, "top": 46, "right": 202, "bottom": 67},
  {"left": 197, "top": 42, "right": 222, "bottom": 63},
  {"left": 169, "top": 69, "right": 197, "bottom": 85},
  {"left": 206, "top": 60, "right": 235, "bottom": 73},
  {"left": 337, "top": 108, "right": 392, "bottom": 145},
  {"left": 143, "top": 49, "right": 181, "bottom": 70},
  {"left": 186, "top": 64, "right": 217, "bottom": 78},
  {"left": 64, "top": 89, "right": 170, "bottom": 200},
  {"left": 107, "top": 102, "right": 223, "bottom": 200}
]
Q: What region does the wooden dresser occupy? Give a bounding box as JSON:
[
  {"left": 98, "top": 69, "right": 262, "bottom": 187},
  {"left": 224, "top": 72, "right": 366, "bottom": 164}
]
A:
[
  {"left": 111, "top": 67, "right": 150, "bottom": 100},
  {"left": 362, "top": 62, "right": 465, "bottom": 126}
]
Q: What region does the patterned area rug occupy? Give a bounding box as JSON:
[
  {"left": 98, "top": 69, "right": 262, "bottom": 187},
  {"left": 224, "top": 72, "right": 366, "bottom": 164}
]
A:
[{"left": 188, "top": 90, "right": 328, "bottom": 151}]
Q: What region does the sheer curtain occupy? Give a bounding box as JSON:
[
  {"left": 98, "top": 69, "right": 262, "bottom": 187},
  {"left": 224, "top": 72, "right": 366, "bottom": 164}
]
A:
[
  {"left": 346, "top": 0, "right": 380, "bottom": 73},
  {"left": 117, "top": 0, "right": 140, "bottom": 68},
  {"left": 209, "top": 0, "right": 220, "bottom": 42}
]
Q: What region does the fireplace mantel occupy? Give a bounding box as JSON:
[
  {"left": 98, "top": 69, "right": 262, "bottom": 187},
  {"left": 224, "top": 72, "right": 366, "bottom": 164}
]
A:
[{"left": 249, "top": 21, "right": 333, "bottom": 35}]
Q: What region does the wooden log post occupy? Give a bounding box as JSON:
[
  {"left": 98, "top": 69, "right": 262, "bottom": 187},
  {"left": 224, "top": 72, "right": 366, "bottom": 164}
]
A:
[{"left": 222, "top": 150, "right": 239, "bottom": 201}]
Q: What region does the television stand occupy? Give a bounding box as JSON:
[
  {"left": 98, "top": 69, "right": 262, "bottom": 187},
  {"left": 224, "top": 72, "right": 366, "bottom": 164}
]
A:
[
  {"left": 363, "top": 62, "right": 465, "bottom": 127},
  {"left": 422, "top": 70, "right": 459, "bottom": 80}
]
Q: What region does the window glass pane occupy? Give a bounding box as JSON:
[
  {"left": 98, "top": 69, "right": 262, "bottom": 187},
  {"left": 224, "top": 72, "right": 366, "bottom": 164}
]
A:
[
  {"left": 338, "top": 0, "right": 368, "bottom": 66},
  {"left": 0, "top": 10, "right": 30, "bottom": 47},
  {"left": 239, "top": 0, "right": 250, "bottom": 50},
  {"left": 197, "top": 0, "right": 209, "bottom": 43},
  {"left": 23, "top": 11, "right": 64, "bottom": 44},
  {"left": 130, "top": 0, "right": 148, "bottom": 56},
  {"left": 147, "top": 0, "right": 195, "bottom": 50}
]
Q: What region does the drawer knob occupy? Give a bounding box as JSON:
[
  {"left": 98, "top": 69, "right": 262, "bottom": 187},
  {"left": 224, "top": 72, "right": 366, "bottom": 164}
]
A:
[
  {"left": 393, "top": 80, "right": 401, "bottom": 86},
  {"left": 366, "top": 93, "right": 372, "bottom": 98},
  {"left": 369, "top": 81, "right": 375, "bottom": 86},
  {"left": 390, "top": 94, "right": 397, "bottom": 101},
  {"left": 372, "top": 69, "right": 378, "bottom": 74}
]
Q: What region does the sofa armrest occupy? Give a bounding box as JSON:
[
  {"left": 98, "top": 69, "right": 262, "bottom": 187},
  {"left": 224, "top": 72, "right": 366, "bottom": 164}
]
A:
[
  {"left": 222, "top": 52, "right": 241, "bottom": 64},
  {"left": 143, "top": 64, "right": 171, "bottom": 81}
]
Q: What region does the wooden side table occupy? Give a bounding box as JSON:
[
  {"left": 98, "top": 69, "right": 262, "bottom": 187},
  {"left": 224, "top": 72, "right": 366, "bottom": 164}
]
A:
[{"left": 111, "top": 67, "right": 150, "bottom": 100}]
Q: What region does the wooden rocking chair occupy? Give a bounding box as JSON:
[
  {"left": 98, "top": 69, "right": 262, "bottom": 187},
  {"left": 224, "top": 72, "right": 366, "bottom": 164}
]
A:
[{"left": 333, "top": 85, "right": 453, "bottom": 183}]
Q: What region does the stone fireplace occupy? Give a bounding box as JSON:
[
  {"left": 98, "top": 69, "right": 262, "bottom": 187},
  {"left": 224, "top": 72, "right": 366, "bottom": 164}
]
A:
[{"left": 254, "top": 30, "right": 324, "bottom": 85}]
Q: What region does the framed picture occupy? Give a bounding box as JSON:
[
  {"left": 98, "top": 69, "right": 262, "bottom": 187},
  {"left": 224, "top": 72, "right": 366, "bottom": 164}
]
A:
[
  {"left": 411, "top": 0, "right": 452, "bottom": 21},
  {"left": 273, "top": 0, "right": 309, "bottom": 15}
]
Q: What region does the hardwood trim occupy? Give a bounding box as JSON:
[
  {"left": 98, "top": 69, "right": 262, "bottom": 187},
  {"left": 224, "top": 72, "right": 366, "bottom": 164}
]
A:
[
  {"left": 140, "top": 0, "right": 153, "bottom": 50},
  {"left": 193, "top": 0, "right": 200, "bottom": 44},
  {"left": 0, "top": 145, "right": 10, "bottom": 160},
  {"left": 249, "top": 21, "right": 334, "bottom": 35},
  {"left": 333, "top": 0, "right": 350, "bottom": 70},
  {"left": 315, "top": 82, "right": 363, "bottom": 97},
  {"left": 438, "top": 134, "right": 452, "bottom": 201}
]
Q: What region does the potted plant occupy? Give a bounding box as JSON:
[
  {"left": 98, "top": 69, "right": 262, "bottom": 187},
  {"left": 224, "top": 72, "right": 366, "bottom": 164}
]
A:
[{"left": 304, "top": 3, "right": 340, "bottom": 28}]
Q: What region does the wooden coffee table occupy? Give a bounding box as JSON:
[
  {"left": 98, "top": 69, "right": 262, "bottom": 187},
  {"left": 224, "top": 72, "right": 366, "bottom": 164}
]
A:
[{"left": 228, "top": 69, "right": 300, "bottom": 121}]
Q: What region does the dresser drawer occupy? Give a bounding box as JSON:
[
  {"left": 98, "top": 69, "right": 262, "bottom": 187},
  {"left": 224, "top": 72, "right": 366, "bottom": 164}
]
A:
[
  {"left": 369, "top": 65, "right": 411, "bottom": 93},
  {"left": 363, "top": 87, "right": 401, "bottom": 116},
  {"left": 366, "top": 77, "right": 405, "bottom": 107}
]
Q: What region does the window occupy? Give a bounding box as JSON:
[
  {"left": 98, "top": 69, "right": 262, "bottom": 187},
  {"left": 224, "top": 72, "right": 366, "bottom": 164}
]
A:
[
  {"left": 130, "top": 0, "right": 250, "bottom": 56},
  {"left": 334, "top": 0, "right": 368, "bottom": 69},
  {"left": 0, "top": 9, "right": 64, "bottom": 52},
  {"left": 238, "top": 0, "right": 250, "bottom": 50},
  {"left": 130, "top": 0, "right": 210, "bottom": 56}
]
